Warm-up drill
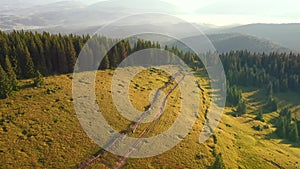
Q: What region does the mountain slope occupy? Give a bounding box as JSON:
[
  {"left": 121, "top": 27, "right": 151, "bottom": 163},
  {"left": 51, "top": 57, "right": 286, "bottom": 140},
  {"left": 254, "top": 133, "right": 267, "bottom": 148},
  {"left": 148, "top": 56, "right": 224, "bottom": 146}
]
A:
[
  {"left": 168, "top": 33, "right": 291, "bottom": 53},
  {"left": 221, "top": 23, "right": 300, "bottom": 51}
]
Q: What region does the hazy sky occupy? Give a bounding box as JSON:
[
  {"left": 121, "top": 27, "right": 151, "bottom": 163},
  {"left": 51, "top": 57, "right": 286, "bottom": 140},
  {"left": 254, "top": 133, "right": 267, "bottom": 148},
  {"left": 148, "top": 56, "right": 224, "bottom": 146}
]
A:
[
  {"left": 6, "top": 0, "right": 300, "bottom": 26},
  {"left": 82, "top": 0, "right": 300, "bottom": 26}
]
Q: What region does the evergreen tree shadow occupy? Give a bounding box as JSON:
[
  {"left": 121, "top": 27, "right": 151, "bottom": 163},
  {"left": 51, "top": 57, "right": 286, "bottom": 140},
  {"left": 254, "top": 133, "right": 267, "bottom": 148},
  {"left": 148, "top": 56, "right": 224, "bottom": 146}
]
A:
[
  {"left": 243, "top": 88, "right": 267, "bottom": 109},
  {"left": 20, "top": 83, "right": 34, "bottom": 90},
  {"left": 225, "top": 111, "right": 238, "bottom": 117},
  {"left": 265, "top": 131, "right": 300, "bottom": 148}
]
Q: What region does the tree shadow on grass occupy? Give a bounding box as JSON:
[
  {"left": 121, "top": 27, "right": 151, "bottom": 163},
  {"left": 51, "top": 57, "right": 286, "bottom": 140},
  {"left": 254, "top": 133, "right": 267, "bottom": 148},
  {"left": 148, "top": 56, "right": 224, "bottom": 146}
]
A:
[
  {"left": 244, "top": 88, "right": 267, "bottom": 107},
  {"left": 265, "top": 131, "right": 300, "bottom": 148},
  {"left": 225, "top": 111, "right": 238, "bottom": 117},
  {"left": 20, "top": 83, "right": 34, "bottom": 90}
]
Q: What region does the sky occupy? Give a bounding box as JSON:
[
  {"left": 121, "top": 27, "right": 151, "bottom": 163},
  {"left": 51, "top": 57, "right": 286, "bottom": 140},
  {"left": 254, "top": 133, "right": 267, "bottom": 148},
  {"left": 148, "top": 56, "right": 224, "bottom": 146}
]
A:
[
  {"left": 4, "top": 0, "right": 300, "bottom": 26},
  {"left": 82, "top": 0, "right": 300, "bottom": 26}
]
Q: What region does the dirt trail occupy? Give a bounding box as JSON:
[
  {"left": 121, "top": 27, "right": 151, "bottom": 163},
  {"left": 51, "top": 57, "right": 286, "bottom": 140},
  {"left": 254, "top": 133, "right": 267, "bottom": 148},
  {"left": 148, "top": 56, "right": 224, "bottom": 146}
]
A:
[{"left": 78, "top": 72, "right": 185, "bottom": 169}]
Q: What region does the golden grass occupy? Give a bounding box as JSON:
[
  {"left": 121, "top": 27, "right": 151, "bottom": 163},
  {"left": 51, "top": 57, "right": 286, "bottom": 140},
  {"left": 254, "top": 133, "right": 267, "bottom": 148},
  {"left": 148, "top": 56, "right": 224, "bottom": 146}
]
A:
[{"left": 1, "top": 67, "right": 300, "bottom": 169}]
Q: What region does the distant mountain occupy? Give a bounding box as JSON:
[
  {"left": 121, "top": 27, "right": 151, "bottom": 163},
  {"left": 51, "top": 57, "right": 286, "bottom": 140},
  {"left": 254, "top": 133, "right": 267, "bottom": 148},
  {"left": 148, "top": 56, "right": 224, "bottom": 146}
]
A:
[
  {"left": 0, "top": 1, "right": 86, "bottom": 30},
  {"left": 2, "top": 0, "right": 217, "bottom": 45},
  {"left": 219, "top": 23, "right": 300, "bottom": 51},
  {"left": 168, "top": 33, "right": 291, "bottom": 54},
  {"left": 87, "top": 0, "right": 182, "bottom": 14},
  {"left": 0, "top": 0, "right": 182, "bottom": 31},
  {"left": 1, "top": 1, "right": 298, "bottom": 54},
  {"left": 0, "top": 0, "right": 66, "bottom": 15}
]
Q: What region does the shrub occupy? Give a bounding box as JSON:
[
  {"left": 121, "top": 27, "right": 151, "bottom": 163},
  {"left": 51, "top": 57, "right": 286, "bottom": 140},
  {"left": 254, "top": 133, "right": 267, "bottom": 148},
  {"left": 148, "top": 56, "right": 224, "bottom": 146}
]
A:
[
  {"left": 33, "top": 71, "right": 44, "bottom": 87},
  {"left": 255, "top": 109, "right": 265, "bottom": 122}
]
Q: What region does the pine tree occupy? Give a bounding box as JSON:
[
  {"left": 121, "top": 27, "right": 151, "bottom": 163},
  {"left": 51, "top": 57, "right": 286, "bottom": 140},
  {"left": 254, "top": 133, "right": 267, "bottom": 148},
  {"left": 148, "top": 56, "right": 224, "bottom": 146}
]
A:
[
  {"left": 33, "top": 71, "right": 44, "bottom": 87},
  {"left": 227, "top": 84, "right": 242, "bottom": 106},
  {"left": 96, "top": 42, "right": 108, "bottom": 68},
  {"left": 280, "top": 108, "right": 292, "bottom": 124},
  {"left": 255, "top": 109, "right": 264, "bottom": 122},
  {"left": 28, "top": 37, "right": 40, "bottom": 68},
  {"left": 110, "top": 46, "right": 121, "bottom": 69},
  {"left": 73, "top": 36, "right": 84, "bottom": 56},
  {"left": 41, "top": 33, "right": 52, "bottom": 75},
  {"left": 33, "top": 35, "right": 47, "bottom": 74},
  {"left": 0, "top": 36, "right": 9, "bottom": 63},
  {"left": 236, "top": 99, "right": 247, "bottom": 116},
  {"left": 209, "top": 153, "right": 226, "bottom": 169},
  {"left": 0, "top": 64, "right": 12, "bottom": 99},
  {"left": 288, "top": 122, "right": 299, "bottom": 142},
  {"left": 23, "top": 47, "right": 36, "bottom": 78},
  {"left": 281, "top": 78, "right": 289, "bottom": 92},
  {"left": 265, "top": 96, "right": 278, "bottom": 112},
  {"left": 276, "top": 116, "right": 287, "bottom": 138},
  {"left": 273, "top": 80, "right": 280, "bottom": 93},
  {"left": 65, "top": 40, "right": 77, "bottom": 73},
  {"left": 4, "top": 55, "right": 18, "bottom": 90},
  {"left": 267, "top": 81, "right": 273, "bottom": 96},
  {"left": 120, "top": 41, "right": 128, "bottom": 61},
  {"left": 56, "top": 41, "right": 68, "bottom": 74},
  {"left": 297, "top": 119, "right": 300, "bottom": 140},
  {"left": 99, "top": 54, "right": 110, "bottom": 70},
  {"left": 78, "top": 45, "right": 94, "bottom": 71}
]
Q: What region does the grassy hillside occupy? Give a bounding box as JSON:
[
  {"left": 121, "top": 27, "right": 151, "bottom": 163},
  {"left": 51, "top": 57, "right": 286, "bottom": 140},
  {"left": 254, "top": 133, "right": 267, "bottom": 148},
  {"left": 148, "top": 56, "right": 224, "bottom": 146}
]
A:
[{"left": 1, "top": 68, "right": 300, "bottom": 168}]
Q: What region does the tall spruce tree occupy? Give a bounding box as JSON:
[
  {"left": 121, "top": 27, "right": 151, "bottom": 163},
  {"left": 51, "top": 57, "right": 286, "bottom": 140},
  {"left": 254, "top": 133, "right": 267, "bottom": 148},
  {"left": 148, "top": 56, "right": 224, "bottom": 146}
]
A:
[
  {"left": 4, "top": 55, "right": 18, "bottom": 90},
  {"left": 0, "top": 36, "right": 9, "bottom": 63},
  {"left": 288, "top": 122, "right": 299, "bottom": 142},
  {"left": 236, "top": 99, "right": 247, "bottom": 116},
  {"left": 255, "top": 109, "right": 264, "bottom": 122},
  {"left": 0, "top": 64, "right": 12, "bottom": 99},
  {"left": 209, "top": 153, "right": 226, "bottom": 169},
  {"left": 23, "top": 47, "right": 36, "bottom": 78},
  {"left": 267, "top": 81, "right": 273, "bottom": 96},
  {"left": 99, "top": 54, "right": 110, "bottom": 70},
  {"left": 277, "top": 116, "right": 287, "bottom": 138},
  {"left": 110, "top": 46, "right": 121, "bottom": 69},
  {"left": 65, "top": 40, "right": 77, "bottom": 73}
]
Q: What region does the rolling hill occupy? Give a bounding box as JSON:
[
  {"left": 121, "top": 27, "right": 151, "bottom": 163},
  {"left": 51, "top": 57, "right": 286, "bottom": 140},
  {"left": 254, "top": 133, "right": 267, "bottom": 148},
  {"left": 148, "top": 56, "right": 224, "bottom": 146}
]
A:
[
  {"left": 219, "top": 23, "right": 300, "bottom": 51},
  {"left": 167, "top": 33, "right": 291, "bottom": 54},
  {"left": 1, "top": 68, "right": 300, "bottom": 168}
]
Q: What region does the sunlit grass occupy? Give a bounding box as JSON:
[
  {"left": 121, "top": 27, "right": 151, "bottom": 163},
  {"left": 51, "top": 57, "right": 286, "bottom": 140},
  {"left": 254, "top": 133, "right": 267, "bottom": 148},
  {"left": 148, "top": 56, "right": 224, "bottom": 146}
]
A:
[{"left": 1, "top": 67, "right": 300, "bottom": 169}]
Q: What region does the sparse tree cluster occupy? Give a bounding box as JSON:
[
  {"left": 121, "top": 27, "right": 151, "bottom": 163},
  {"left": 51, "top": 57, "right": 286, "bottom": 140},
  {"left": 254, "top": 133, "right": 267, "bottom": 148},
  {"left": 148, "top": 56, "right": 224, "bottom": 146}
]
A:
[
  {"left": 276, "top": 107, "right": 299, "bottom": 142},
  {"left": 226, "top": 82, "right": 242, "bottom": 106}
]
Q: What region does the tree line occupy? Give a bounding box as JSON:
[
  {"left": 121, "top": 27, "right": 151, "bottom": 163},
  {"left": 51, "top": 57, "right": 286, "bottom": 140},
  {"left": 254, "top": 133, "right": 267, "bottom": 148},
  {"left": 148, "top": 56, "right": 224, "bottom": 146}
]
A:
[
  {"left": 220, "top": 50, "right": 300, "bottom": 93},
  {"left": 1, "top": 31, "right": 300, "bottom": 99},
  {"left": 0, "top": 31, "right": 199, "bottom": 98}
]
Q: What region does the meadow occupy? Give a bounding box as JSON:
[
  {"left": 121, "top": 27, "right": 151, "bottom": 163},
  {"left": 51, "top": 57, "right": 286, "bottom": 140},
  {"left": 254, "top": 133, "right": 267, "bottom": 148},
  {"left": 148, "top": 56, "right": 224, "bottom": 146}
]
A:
[{"left": 1, "top": 67, "right": 300, "bottom": 169}]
